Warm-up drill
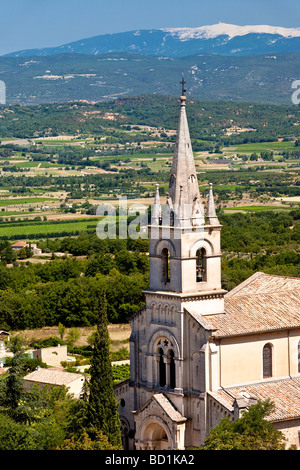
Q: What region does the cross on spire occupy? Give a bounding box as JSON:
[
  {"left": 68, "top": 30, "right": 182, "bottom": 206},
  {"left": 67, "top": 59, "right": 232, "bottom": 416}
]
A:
[{"left": 180, "top": 74, "right": 186, "bottom": 96}]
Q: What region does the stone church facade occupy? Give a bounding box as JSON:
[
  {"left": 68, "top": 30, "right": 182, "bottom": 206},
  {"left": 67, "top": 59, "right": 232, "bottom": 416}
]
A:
[{"left": 115, "top": 90, "right": 300, "bottom": 450}]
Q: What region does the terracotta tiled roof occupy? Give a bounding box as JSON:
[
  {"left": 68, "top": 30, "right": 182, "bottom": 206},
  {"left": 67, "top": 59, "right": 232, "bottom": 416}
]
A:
[
  {"left": 209, "top": 377, "right": 300, "bottom": 422},
  {"left": 226, "top": 271, "right": 300, "bottom": 296},
  {"left": 24, "top": 368, "right": 84, "bottom": 386},
  {"left": 204, "top": 273, "right": 300, "bottom": 338},
  {"left": 11, "top": 241, "right": 27, "bottom": 247}
]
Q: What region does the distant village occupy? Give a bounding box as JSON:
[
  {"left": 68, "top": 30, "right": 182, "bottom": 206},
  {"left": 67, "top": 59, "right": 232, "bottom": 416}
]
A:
[{"left": 0, "top": 331, "right": 86, "bottom": 398}]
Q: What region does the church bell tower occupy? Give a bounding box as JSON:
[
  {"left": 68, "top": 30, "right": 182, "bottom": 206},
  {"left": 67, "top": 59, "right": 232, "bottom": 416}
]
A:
[
  {"left": 145, "top": 80, "right": 225, "bottom": 315},
  {"left": 125, "top": 80, "right": 227, "bottom": 450}
]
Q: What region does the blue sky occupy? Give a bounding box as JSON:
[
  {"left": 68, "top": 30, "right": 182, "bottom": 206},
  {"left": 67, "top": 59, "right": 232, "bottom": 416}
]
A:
[{"left": 0, "top": 0, "right": 299, "bottom": 55}]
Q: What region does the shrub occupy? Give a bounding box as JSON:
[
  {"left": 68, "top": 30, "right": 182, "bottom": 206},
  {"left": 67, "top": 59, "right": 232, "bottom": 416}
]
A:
[{"left": 31, "top": 336, "right": 67, "bottom": 349}]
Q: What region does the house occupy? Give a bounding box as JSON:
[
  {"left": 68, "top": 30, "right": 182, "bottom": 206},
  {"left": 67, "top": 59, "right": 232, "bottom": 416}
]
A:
[
  {"left": 32, "top": 345, "right": 68, "bottom": 368},
  {"left": 23, "top": 368, "right": 86, "bottom": 398},
  {"left": 115, "top": 89, "right": 300, "bottom": 450},
  {"left": 11, "top": 241, "right": 27, "bottom": 251},
  {"left": 31, "top": 244, "right": 42, "bottom": 255},
  {"left": 10, "top": 241, "right": 42, "bottom": 255}
]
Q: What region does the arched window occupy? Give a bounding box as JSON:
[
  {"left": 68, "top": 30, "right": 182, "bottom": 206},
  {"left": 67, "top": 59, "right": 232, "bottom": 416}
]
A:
[
  {"left": 158, "top": 348, "right": 166, "bottom": 387},
  {"left": 196, "top": 248, "right": 207, "bottom": 282},
  {"left": 154, "top": 334, "right": 178, "bottom": 390},
  {"left": 161, "top": 248, "right": 170, "bottom": 283},
  {"left": 263, "top": 343, "right": 273, "bottom": 378},
  {"left": 169, "top": 350, "right": 176, "bottom": 389}
]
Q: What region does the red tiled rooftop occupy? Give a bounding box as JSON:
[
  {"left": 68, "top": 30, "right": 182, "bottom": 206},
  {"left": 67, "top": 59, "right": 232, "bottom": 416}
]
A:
[
  {"left": 210, "top": 377, "right": 300, "bottom": 422},
  {"left": 204, "top": 273, "right": 300, "bottom": 338}
]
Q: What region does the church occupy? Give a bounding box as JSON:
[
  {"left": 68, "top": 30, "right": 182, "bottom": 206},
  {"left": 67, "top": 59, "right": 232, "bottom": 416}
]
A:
[{"left": 114, "top": 85, "right": 300, "bottom": 450}]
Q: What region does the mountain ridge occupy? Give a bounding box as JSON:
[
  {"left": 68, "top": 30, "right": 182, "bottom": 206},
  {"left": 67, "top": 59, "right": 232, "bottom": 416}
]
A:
[{"left": 5, "top": 23, "right": 300, "bottom": 58}]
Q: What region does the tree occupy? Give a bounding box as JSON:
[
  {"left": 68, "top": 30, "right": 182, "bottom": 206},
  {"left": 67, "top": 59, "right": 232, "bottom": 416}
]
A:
[
  {"left": 87, "top": 292, "right": 122, "bottom": 449},
  {"left": 57, "top": 431, "right": 119, "bottom": 450},
  {"left": 0, "top": 412, "right": 37, "bottom": 450},
  {"left": 0, "top": 383, "right": 74, "bottom": 449},
  {"left": 58, "top": 322, "right": 66, "bottom": 340},
  {"left": 0, "top": 352, "right": 47, "bottom": 425},
  {"left": 202, "top": 399, "right": 286, "bottom": 450},
  {"left": 2, "top": 350, "right": 26, "bottom": 413},
  {"left": 66, "top": 327, "right": 80, "bottom": 346}
]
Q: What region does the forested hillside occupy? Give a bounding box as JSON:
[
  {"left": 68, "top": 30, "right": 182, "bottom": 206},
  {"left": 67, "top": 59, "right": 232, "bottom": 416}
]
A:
[
  {"left": 0, "top": 95, "right": 299, "bottom": 142},
  {"left": 0, "top": 51, "right": 299, "bottom": 105},
  {"left": 0, "top": 209, "right": 299, "bottom": 330}
]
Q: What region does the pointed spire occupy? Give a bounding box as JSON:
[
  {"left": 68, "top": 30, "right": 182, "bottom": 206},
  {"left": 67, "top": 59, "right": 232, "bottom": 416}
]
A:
[
  {"left": 151, "top": 183, "right": 161, "bottom": 225},
  {"left": 192, "top": 195, "right": 205, "bottom": 226},
  {"left": 168, "top": 81, "right": 204, "bottom": 225},
  {"left": 161, "top": 192, "right": 174, "bottom": 227},
  {"left": 207, "top": 183, "right": 219, "bottom": 225},
  {"left": 166, "top": 192, "right": 173, "bottom": 210}
]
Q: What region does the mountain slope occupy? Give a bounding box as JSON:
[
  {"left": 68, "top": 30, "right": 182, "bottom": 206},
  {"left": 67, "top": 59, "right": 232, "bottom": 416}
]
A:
[
  {"left": 5, "top": 23, "right": 300, "bottom": 58},
  {"left": 0, "top": 51, "right": 299, "bottom": 105}
]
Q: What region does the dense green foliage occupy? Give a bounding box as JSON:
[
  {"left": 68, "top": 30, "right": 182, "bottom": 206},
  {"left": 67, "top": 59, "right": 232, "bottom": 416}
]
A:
[
  {"left": 0, "top": 52, "right": 300, "bottom": 105},
  {"left": 0, "top": 235, "right": 148, "bottom": 329},
  {"left": 0, "top": 95, "right": 299, "bottom": 141},
  {"left": 112, "top": 363, "right": 130, "bottom": 384},
  {"left": 202, "top": 400, "right": 286, "bottom": 450},
  {"left": 0, "top": 338, "right": 121, "bottom": 450},
  {"left": 0, "top": 209, "right": 299, "bottom": 331},
  {"left": 0, "top": 167, "right": 167, "bottom": 200},
  {"left": 221, "top": 209, "right": 300, "bottom": 289}
]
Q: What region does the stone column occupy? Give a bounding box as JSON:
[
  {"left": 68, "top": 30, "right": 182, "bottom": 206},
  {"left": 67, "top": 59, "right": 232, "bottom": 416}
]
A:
[
  {"left": 174, "top": 358, "right": 183, "bottom": 394},
  {"left": 154, "top": 353, "right": 160, "bottom": 387},
  {"left": 164, "top": 356, "right": 171, "bottom": 388}
]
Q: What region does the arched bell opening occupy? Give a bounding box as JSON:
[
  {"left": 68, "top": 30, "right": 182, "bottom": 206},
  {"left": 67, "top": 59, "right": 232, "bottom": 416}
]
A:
[
  {"left": 161, "top": 248, "right": 170, "bottom": 284},
  {"left": 196, "top": 247, "right": 207, "bottom": 283},
  {"left": 158, "top": 348, "right": 166, "bottom": 387}
]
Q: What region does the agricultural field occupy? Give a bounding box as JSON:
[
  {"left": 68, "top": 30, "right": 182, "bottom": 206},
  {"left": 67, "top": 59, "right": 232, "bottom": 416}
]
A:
[
  {"left": 0, "top": 96, "right": 299, "bottom": 332},
  {"left": 0, "top": 197, "right": 59, "bottom": 207},
  {"left": 13, "top": 323, "right": 131, "bottom": 349},
  {"left": 0, "top": 95, "right": 299, "bottom": 247},
  {"left": 0, "top": 217, "right": 101, "bottom": 241}
]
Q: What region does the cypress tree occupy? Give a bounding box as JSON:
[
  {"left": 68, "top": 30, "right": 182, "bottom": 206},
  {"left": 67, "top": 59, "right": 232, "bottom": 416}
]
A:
[
  {"left": 4, "top": 350, "right": 26, "bottom": 413},
  {"left": 87, "top": 292, "right": 122, "bottom": 448}
]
